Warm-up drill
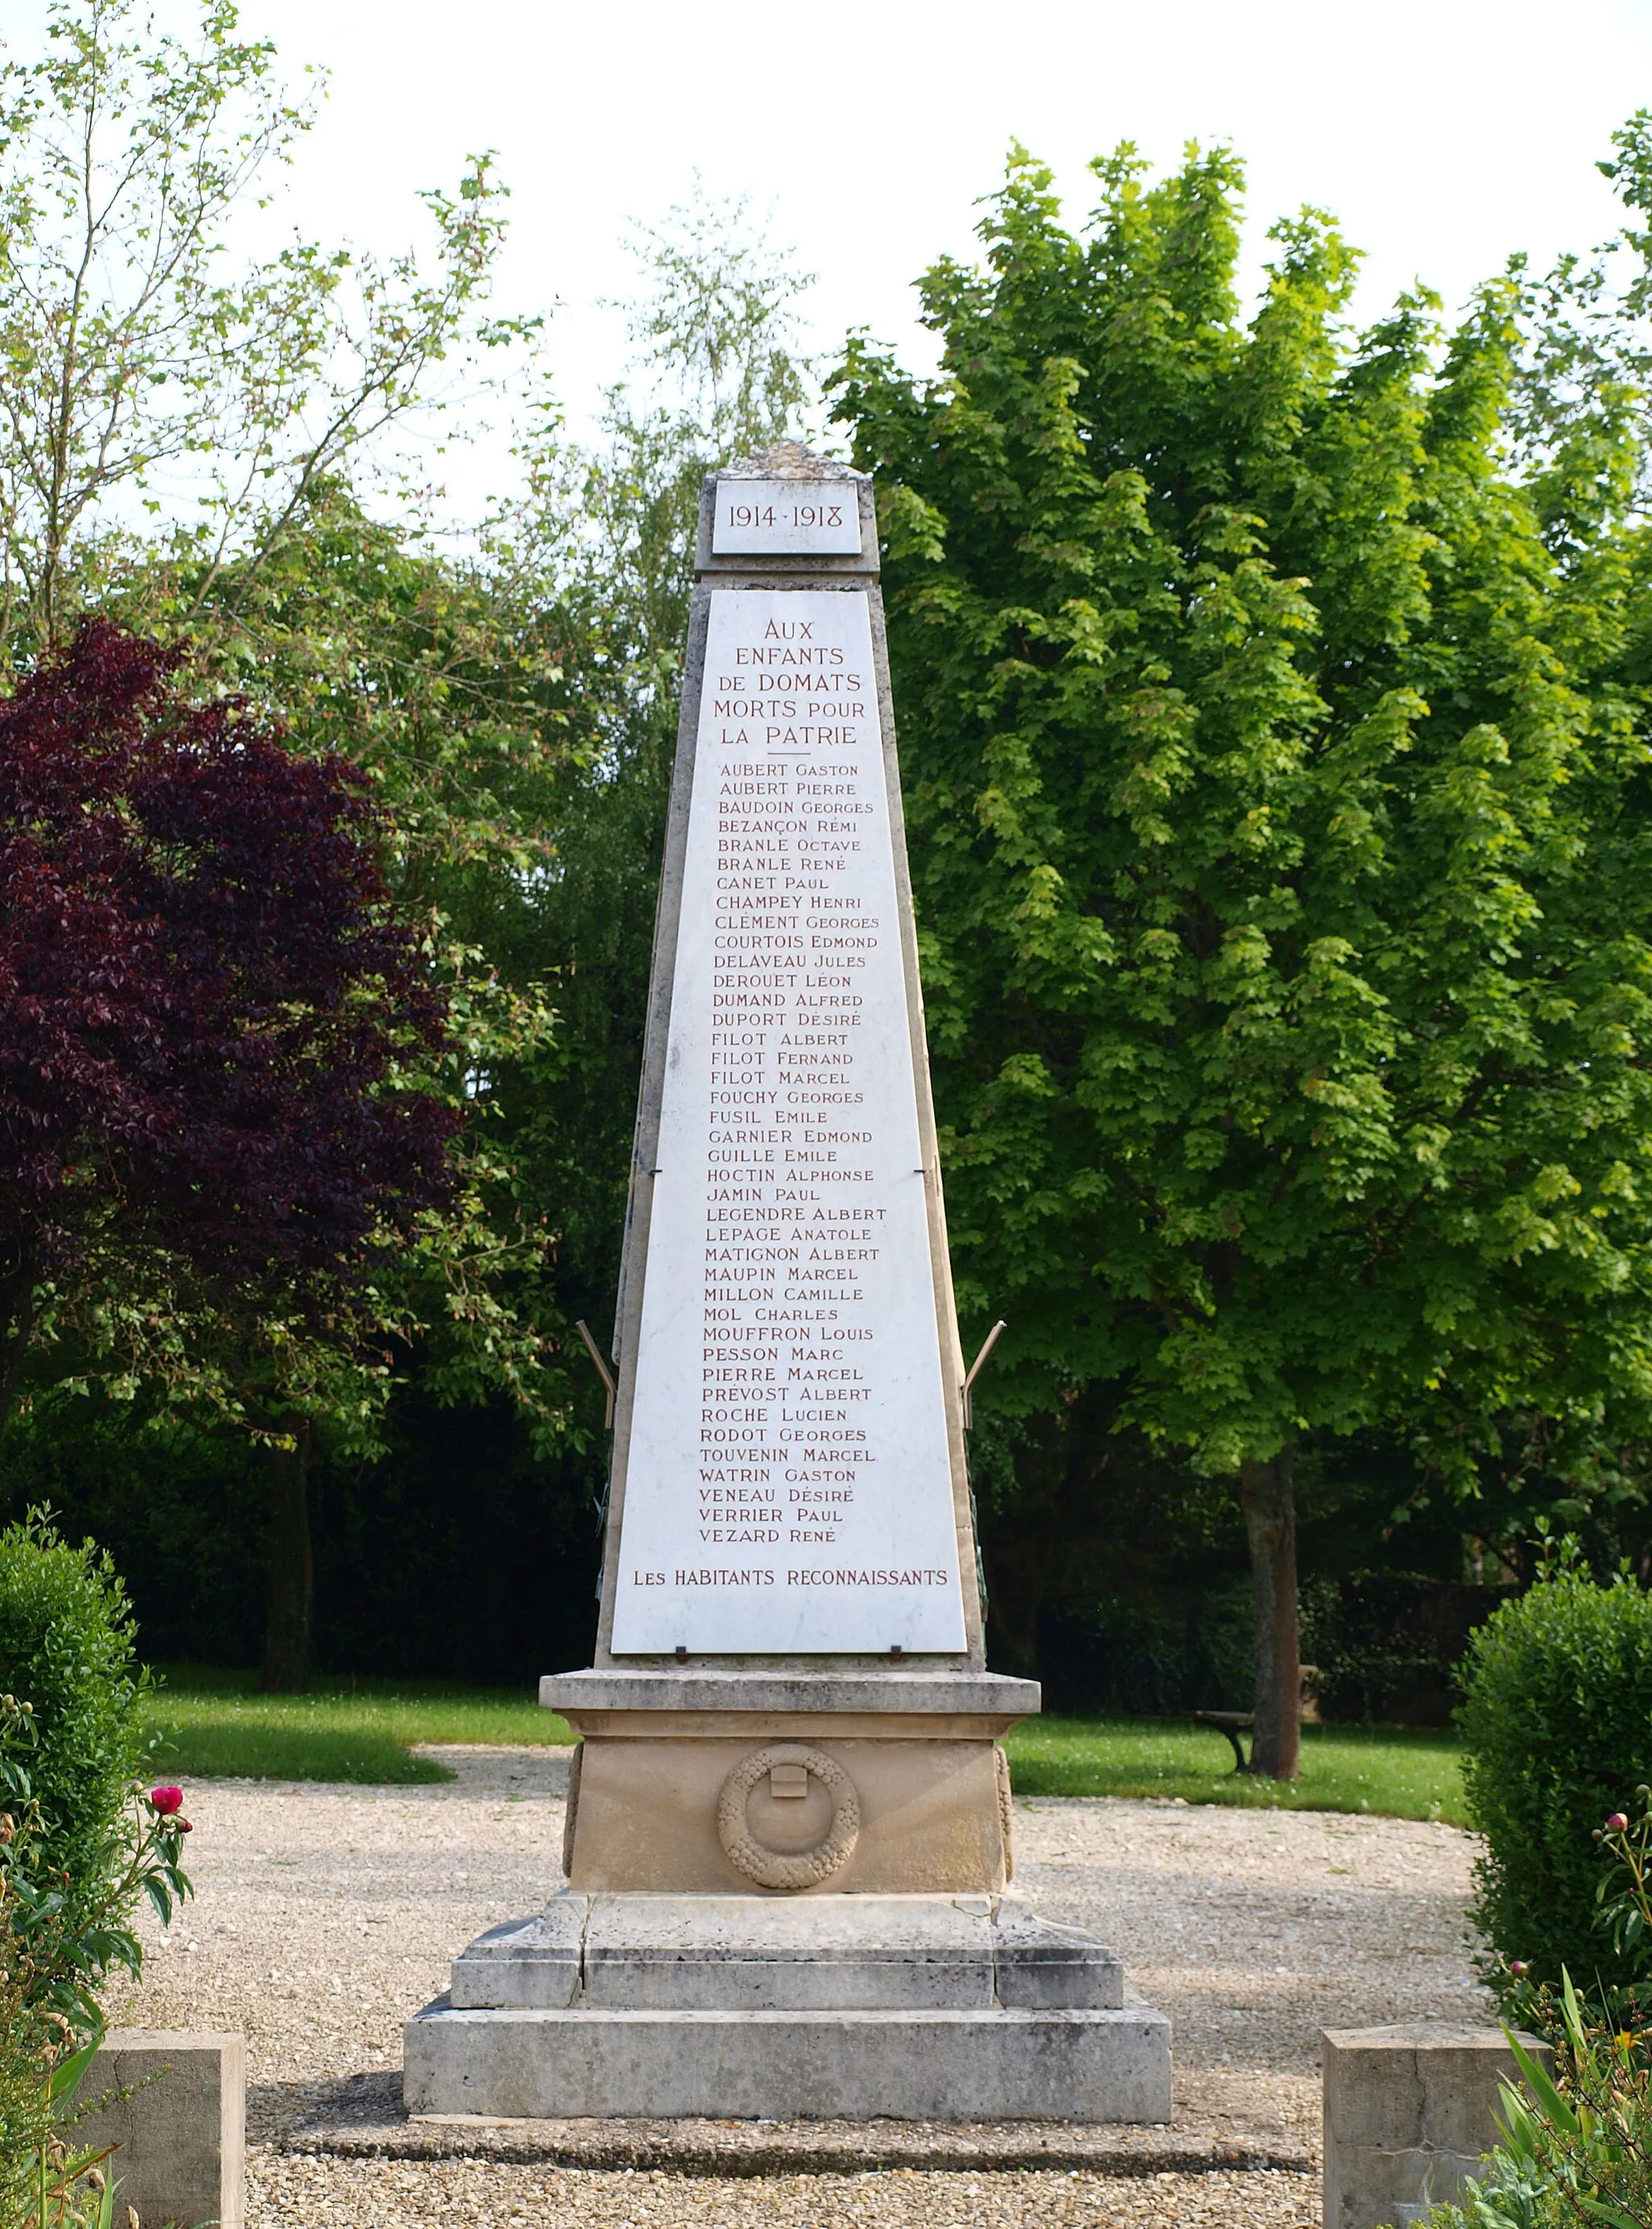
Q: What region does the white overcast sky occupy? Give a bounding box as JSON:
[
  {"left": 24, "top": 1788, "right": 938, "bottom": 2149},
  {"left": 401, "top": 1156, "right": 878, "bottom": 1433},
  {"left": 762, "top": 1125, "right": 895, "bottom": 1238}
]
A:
[{"left": 10, "top": 0, "right": 1652, "bottom": 510}]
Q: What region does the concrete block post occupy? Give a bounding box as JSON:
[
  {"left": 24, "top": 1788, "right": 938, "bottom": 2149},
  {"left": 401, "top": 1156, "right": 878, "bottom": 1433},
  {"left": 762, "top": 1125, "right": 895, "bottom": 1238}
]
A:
[
  {"left": 1322, "top": 2023, "right": 1554, "bottom": 2229},
  {"left": 75, "top": 2030, "right": 245, "bottom": 2229}
]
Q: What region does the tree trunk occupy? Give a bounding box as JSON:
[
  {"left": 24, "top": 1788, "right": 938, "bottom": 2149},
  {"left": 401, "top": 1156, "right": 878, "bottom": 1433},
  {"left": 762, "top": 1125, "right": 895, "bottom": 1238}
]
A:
[
  {"left": 1241, "top": 1449, "right": 1300, "bottom": 1780},
  {"left": 261, "top": 1423, "right": 315, "bottom": 1693}
]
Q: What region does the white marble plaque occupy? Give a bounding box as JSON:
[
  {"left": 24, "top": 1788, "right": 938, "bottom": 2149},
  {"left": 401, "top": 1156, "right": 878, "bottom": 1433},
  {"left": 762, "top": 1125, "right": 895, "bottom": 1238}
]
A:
[
  {"left": 610, "top": 588, "right": 966, "bottom": 1655},
  {"left": 711, "top": 478, "right": 862, "bottom": 557}
]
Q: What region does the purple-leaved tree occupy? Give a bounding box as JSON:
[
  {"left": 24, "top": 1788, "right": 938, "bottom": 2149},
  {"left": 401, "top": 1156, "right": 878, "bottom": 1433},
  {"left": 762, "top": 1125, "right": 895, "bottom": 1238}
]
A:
[{"left": 0, "top": 624, "right": 460, "bottom": 1678}]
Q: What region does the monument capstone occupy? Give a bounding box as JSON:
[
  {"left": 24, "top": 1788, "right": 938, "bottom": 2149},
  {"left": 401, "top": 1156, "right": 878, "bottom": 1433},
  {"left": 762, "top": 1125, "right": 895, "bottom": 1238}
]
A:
[{"left": 406, "top": 443, "right": 1172, "bottom": 2121}]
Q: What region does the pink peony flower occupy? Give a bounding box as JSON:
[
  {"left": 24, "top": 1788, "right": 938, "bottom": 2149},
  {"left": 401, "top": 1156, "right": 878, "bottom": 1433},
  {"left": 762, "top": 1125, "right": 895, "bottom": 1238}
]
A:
[
  {"left": 1608, "top": 1813, "right": 1631, "bottom": 1834},
  {"left": 149, "top": 1786, "right": 184, "bottom": 1817}
]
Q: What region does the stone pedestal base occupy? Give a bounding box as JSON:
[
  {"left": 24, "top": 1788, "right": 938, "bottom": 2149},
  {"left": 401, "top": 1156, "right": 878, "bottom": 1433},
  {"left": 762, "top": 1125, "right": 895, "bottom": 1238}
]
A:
[
  {"left": 1322, "top": 2024, "right": 1555, "bottom": 2229},
  {"left": 544, "top": 1670, "right": 1038, "bottom": 1895},
  {"left": 406, "top": 2002, "right": 1170, "bottom": 2121},
  {"left": 405, "top": 1892, "right": 1171, "bottom": 2122},
  {"left": 79, "top": 2030, "right": 245, "bottom": 2229}
]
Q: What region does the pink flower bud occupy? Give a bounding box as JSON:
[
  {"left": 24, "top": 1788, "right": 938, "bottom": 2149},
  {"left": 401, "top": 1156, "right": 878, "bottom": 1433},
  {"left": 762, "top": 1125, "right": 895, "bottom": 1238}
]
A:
[
  {"left": 1510, "top": 1961, "right": 1529, "bottom": 1976},
  {"left": 149, "top": 1786, "right": 184, "bottom": 1817},
  {"left": 1608, "top": 1814, "right": 1630, "bottom": 1834},
  {"left": 177, "top": 1818, "right": 192, "bottom": 1834}
]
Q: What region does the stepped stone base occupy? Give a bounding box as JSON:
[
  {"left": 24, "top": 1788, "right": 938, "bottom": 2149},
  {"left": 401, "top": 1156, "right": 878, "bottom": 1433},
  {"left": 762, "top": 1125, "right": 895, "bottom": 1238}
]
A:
[
  {"left": 405, "top": 2003, "right": 1171, "bottom": 2121},
  {"left": 543, "top": 1672, "right": 1040, "bottom": 1895},
  {"left": 404, "top": 1893, "right": 1171, "bottom": 2122}
]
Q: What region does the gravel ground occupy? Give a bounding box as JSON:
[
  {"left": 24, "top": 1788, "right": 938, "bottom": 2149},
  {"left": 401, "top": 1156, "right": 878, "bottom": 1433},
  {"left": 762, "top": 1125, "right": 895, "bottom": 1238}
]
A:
[
  {"left": 102, "top": 1746, "right": 1488, "bottom": 2227},
  {"left": 252, "top": 2156, "right": 1320, "bottom": 2227}
]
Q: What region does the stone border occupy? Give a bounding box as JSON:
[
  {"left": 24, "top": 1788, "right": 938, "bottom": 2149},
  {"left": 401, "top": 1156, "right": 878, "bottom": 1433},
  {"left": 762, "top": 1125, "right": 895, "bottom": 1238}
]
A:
[
  {"left": 542, "top": 1669, "right": 1039, "bottom": 1715},
  {"left": 282, "top": 2114, "right": 1313, "bottom": 2177}
]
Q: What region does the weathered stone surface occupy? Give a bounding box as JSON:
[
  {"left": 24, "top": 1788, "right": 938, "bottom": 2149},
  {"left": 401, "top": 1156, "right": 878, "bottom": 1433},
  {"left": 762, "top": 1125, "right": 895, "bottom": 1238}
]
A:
[
  {"left": 407, "top": 449, "right": 1172, "bottom": 2129},
  {"left": 544, "top": 1672, "right": 1038, "bottom": 1894},
  {"left": 1322, "top": 2023, "right": 1554, "bottom": 2229},
  {"left": 608, "top": 582, "right": 968, "bottom": 1657},
  {"left": 541, "top": 1668, "right": 1040, "bottom": 1718},
  {"left": 448, "top": 1905, "right": 583, "bottom": 2010},
  {"left": 584, "top": 1891, "right": 1001, "bottom": 2010},
  {"left": 709, "top": 476, "right": 864, "bottom": 557},
  {"left": 565, "top": 1727, "right": 1012, "bottom": 1894},
  {"left": 298, "top": 2106, "right": 1304, "bottom": 2175},
  {"left": 591, "top": 446, "right": 990, "bottom": 1675},
  {"left": 404, "top": 2003, "right": 1172, "bottom": 2123},
  {"left": 695, "top": 442, "right": 878, "bottom": 578},
  {"left": 994, "top": 1899, "right": 1127, "bottom": 2010},
  {"left": 444, "top": 1890, "right": 1123, "bottom": 2015},
  {"left": 411, "top": 1892, "right": 1153, "bottom": 2122},
  {"left": 77, "top": 2029, "right": 245, "bottom": 2229}
]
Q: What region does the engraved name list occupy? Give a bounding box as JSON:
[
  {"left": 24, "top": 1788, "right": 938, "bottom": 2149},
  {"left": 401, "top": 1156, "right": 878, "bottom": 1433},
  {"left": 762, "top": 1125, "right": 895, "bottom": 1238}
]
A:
[{"left": 609, "top": 586, "right": 966, "bottom": 1654}]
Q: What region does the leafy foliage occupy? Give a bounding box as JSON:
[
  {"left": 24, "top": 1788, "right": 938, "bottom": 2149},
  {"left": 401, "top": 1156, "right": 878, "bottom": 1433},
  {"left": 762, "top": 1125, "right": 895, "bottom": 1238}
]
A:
[
  {"left": 1460, "top": 1548, "right": 1652, "bottom": 1998},
  {"left": 133, "top": 490, "right": 592, "bottom": 1481},
  {"left": 0, "top": 621, "right": 458, "bottom": 1421},
  {"left": 1420, "top": 1976, "right": 1652, "bottom": 2229},
  {"left": 830, "top": 140, "right": 1652, "bottom": 1745},
  {"left": 0, "top": 1523, "right": 194, "bottom": 2219},
  {"left": 832, "top": 140, "right": 1652, "bottom": 1477},
  {"left": 0, "top": 1696, "right": 190, "bottom": 2032},
  {"left": 0, "top": 1686, "right": 192, "bottom": 2227},
  {"left": 0, "top": 0, "right": 578, "bottom": 1555},
  {"left": 1596, "top": 1789, "right": 1652, "bottom": 1985},
  {"left": 0, "top": 1518, "right": 148, "bottom": 1906},
  {"left": 0, "top": 0, "right": 519, "bottom": 659},
  {"left": 0, "top": 1511, "right": 193, "bottom": 2227}
]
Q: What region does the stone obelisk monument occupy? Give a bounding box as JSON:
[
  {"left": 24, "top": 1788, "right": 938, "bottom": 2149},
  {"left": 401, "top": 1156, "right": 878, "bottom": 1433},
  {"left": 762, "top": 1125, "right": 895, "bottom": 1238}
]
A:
[{"left": 406, "top": 445, "right": 1170, "bottom": 2120}]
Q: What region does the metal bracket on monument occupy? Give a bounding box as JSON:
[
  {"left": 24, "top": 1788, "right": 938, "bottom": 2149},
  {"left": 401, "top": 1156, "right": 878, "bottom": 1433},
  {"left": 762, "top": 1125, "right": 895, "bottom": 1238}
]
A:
[
  {"left": 574, "top": 1319, "right": 617, "bottom": 1430},
  {"left": 962, "top": 1319, "right": 1007, "bottom": 1431}
]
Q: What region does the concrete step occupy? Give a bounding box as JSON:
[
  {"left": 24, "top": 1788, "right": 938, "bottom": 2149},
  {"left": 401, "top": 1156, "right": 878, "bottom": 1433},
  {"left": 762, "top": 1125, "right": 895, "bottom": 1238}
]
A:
[
  {"left": 448, "top": 1890, "right": 1125, "bottom": 2013},
  {"left": 404, "top": 2002, "right": 1173, "bottom": 2122}
]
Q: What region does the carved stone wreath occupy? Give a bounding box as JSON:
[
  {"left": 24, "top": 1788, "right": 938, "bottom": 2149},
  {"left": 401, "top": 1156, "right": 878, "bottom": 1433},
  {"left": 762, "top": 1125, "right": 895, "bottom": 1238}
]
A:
[{"left": 716, "top": 1743, "right": 861, "bottom": 1890}]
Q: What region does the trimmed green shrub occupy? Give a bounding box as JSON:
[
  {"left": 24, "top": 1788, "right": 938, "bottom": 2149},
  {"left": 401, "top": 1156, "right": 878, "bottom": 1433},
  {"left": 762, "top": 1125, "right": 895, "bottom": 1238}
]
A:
[
  {"left": 0, "top": 1686, "right": 193, "bottom": 2219},
  {"left": 0, "top": 1513, "right": 148, "bottom": 1896},
  {"left": 1458, "top": 1551, "right": 1652, "bottom": 1997}
]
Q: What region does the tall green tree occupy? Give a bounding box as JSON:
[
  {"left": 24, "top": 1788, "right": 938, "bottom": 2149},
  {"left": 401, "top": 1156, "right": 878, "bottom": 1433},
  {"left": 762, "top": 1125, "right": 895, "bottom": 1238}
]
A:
[
  {"left": 490, "top": 186, "right": 820, "bottom": 1356},
  {"left": 0, "top": 0, "right": 517, "bottom": 662},
  {"left": 0, "top": 8, "right": 824, "bottom": 1680},
  {"left": 834, "top": 142, "right": 1652, "bottom": 1774},
  {"left": 121, "top": 487, "right": 590, "bottom": 1689},
  {"left": 0, "top": 0, "right": 584, "bottom": 1686}
]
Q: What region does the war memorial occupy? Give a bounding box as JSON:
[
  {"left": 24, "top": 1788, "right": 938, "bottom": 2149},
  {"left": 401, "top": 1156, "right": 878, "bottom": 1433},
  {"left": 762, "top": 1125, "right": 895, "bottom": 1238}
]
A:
[{"left": 403, "top": 444, "right": 1172, "bottom": 2121}]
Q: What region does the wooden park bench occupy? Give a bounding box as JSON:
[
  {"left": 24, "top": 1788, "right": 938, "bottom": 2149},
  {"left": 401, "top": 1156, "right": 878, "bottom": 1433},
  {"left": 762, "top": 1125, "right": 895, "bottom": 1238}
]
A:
[
  {"left": 1191, "top": 1709, "right": 1255, "bottom": 1772},
  {"left": 1192, "top": 1669, "right": 1320, "bottom": 1772}
]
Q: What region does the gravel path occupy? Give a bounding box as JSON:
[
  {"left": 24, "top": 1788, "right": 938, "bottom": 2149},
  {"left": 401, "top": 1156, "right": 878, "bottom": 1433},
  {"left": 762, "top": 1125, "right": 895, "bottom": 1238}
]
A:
[
  {"left": 102, "top": 1747, "right": 1489, "bottom": 2227},
  {"left": 252, "top": 2156, "right": 1319, "bottom": 2227}
]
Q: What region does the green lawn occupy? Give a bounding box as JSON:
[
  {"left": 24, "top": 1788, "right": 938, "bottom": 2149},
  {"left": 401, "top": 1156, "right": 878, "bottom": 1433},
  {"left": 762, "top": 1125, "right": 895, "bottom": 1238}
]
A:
[
  {"left": 1005, "top": 1714, "right": 1466, "bottom": 1826},
  {"left": 140, "top": 1668, "right": 1466, "bottom": 1825},
  {"left": 140, "top": 1666, "right": 574, "bottom": 1786}
]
